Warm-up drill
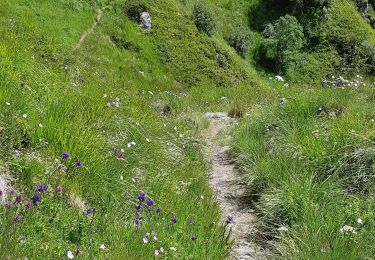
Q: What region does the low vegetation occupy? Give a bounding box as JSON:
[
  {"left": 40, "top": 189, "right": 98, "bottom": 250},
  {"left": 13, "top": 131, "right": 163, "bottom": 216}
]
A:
[{"left": 1, "top": 0, "right": 375, "bottom": 259}]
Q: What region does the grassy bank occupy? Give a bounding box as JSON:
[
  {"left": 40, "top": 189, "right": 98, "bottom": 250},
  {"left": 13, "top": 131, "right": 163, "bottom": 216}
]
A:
[{"left": 0, "top": 0, "right": 244, "bottom": 258}]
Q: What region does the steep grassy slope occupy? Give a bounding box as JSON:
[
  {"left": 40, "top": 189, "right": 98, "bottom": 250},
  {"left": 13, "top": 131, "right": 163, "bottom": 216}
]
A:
[
  {"left": 0, "top": 0, "right": 259, "bottom": 258},
  {"left": 1, "top": 0, "right": 375, "bottom": 259}
]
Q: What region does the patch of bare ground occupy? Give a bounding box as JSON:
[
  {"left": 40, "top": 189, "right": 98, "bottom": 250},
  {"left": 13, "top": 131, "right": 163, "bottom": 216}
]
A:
[{"left": 205, "top": 112, "right": 267, "bottom": 260}]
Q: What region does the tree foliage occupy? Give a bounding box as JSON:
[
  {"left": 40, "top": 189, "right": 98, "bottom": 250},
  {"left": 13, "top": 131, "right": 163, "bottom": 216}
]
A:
[{"left": 261, "top": 15, "right": 305, "bottom": 70}]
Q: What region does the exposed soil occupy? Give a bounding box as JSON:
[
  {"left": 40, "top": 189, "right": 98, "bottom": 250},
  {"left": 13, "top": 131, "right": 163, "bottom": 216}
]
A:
[
  {"left": 205, "top": 112, "right": 264, "bottom": 260},
  {"left": 74, "top": 9, "right": 103, "bottom": 50}
]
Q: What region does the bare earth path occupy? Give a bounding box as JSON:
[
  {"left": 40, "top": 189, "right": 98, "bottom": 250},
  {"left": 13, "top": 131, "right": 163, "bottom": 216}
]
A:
[
  {"left": 205, "top": 112, "right": 262, "bottom": 260},
  {"left": 74, "top": 9, "right": 103, "bottom": 50}
]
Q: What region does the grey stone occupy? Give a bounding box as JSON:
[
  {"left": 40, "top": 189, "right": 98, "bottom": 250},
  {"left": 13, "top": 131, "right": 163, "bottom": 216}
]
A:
[{"left": 140, "top": 12, "right": 151, "bottom": 30}]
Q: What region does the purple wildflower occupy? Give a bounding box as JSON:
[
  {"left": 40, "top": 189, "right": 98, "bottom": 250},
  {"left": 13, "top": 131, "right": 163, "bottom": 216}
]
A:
[
  {"left": 25, "top": 201, "right": 32, "bottom": 209},
  {"left": 156, "top": 207, "right": 161, "bottom": 213},
  {"left": 15, "top": 195, "right": 23, "bottom": 204},
  {"left": 191, "top": 235, "right": 197, "bottom": 241},
  {"left": 0, "top": 190, "right": 2, "bottom": 197},
  {"left": 20, "top": 81, "right": 26, "bottom": 87},
  {"left": 5, "top": 201, "right": 13, "bottom": 209},
  {"left": 171, "top": 217, "right": 177, "bottom": 223},
  {"left": 138, "top": 191, "right": 146, "bottom": 202},
  {"left": 13, "top": 214, "right": 21, "bottom": 223},
  {"left": 10, "top": 189, "right": 16, "bottom": 196},
  {"left": 135, "top": 205, "right": 142, "bottom": 211},
  {"left": 84, "top": 208, "right": 96, "bottom": 215},
  {"left": 56, "top": 186, "right": 63, "bottom": 193},
  {"left": 62, "top": 152, "right": 70, "bottom": 160},
  {"left": 226, "top": 215, "right": 234, "bottom": 224},
  {"left": 75, "top": 160, "right": 82, "bottom": 167},
  {"left": 146, "top": 200, "right": 154, "bottom": 207},
  {"left": 31, "top": 194, "right": 41, "bottom": 203},
  {"left": 37, "top": 184, "right": 48, "bottom": 192}
]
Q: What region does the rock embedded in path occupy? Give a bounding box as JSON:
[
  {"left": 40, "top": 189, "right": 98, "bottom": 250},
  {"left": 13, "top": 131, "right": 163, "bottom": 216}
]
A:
[
  {"left": 205, "top": 112, "right": 230, "bottom": 120},
  {"left": 140, "top": 12, "right": 152, "bottom": 30}
]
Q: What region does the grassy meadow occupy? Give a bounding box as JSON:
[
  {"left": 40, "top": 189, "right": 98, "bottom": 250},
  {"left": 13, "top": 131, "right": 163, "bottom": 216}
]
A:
[{"left": 1, "top": 0, "right": 375, "bottom": 259}]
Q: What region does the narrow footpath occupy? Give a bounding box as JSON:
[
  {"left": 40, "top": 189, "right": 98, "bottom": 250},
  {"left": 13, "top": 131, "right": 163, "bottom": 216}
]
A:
[{"left": 205, "top": 112, "right": 264, "bottom": 260}]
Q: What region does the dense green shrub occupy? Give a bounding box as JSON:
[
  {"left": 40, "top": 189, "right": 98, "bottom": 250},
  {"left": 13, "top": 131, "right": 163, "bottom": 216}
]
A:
[
  {"left": 192, "top": 2, "right": 216, "bottom": 36},
  {"left": 227, "top": 25, "right": 251, "bottom": 56},
  {"left": 361, "top": 40, "right": 375, "bottom": 72},
  {"left": 261, "top": 15, "right": 305, "bottom": 71}
]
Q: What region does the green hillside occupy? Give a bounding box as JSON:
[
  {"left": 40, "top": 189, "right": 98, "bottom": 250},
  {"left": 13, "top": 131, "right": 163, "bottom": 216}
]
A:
[{"left": 0, "top": 0, "right": 374, "bottom": 259}]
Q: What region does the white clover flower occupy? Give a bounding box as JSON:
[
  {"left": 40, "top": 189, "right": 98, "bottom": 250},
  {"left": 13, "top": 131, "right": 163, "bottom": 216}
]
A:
[
  {"left": 357, "top": 218, "right": 364, "bottom": 225},
  {"left": 38, "top": 123, "right": 43, "bottom": 128}
]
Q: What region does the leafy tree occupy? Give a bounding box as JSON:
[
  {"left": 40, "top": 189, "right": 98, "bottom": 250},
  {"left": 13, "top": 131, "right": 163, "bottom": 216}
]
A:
[{"left": 261, "top": 15, "right": 305, "bottom": 70}]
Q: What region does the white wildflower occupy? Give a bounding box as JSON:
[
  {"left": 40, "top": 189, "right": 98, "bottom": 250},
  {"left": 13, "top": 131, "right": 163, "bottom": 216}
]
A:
[
  {"left": 278, "top": 226, "right": 289, "bottom": 232},
  {"left": 312, "top": 129, "right": 319, "bottom": 138},
  {"left": 275, "top": 75, "right": 284, "bottom": 81},
  {"left": 340, "top": 225, "right": 356, "bottom": 234},
  {"left": 67, "top": 251, "right": 74, "bottom": 259},
  {"left": 103, "top": 94, "right": 108, "bottom": 98},
  {"left": 154, "top": 250, "right": 159, "bottom": 256},
  {"left": 99, "top": 243, "right": 107, "bottom": 250},
  {"left": 357, "top": 218, "right": 364, "bottom": 225},
  {"left": 160, "top": 247, "right": 164, "bottom": 253},
  {"left": 38, "top": 123, "right": 43, "bottom": 128},
  {"left": 5, "top": 102, "right": 10, "bottom": 106},
  {"left": 22, "top": 114, "right": 27, "bottom": 118},
  {"left": 143, "top": 237, "right": 149, "bottom": 244}
]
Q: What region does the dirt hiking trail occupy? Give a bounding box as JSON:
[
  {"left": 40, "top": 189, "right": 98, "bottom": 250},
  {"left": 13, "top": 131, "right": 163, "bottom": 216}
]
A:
[
  {"left": 74, "top": 9, "right": 103, "bottom": 50},
  {"left": 205, "top": 112, "right": 265, "bottom": 260}
]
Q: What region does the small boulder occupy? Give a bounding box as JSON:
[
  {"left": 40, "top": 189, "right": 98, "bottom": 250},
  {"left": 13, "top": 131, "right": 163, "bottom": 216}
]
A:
[{"left": 140, "top": 12, "right": 151, "bottom": 30}]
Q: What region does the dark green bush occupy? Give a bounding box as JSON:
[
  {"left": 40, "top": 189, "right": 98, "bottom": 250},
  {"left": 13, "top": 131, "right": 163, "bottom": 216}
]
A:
[
  {"left": 227, "top": 25, "right": 251, "bottom": 56},
  {"left": 192, "top": 2, "right": 216, "bottom": 36},
  {"left": 361, "top": 41, "right": 375, "bottom": 72},
  {"left": 261, "top": 15, "right": 305, "bottom": 71}
]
